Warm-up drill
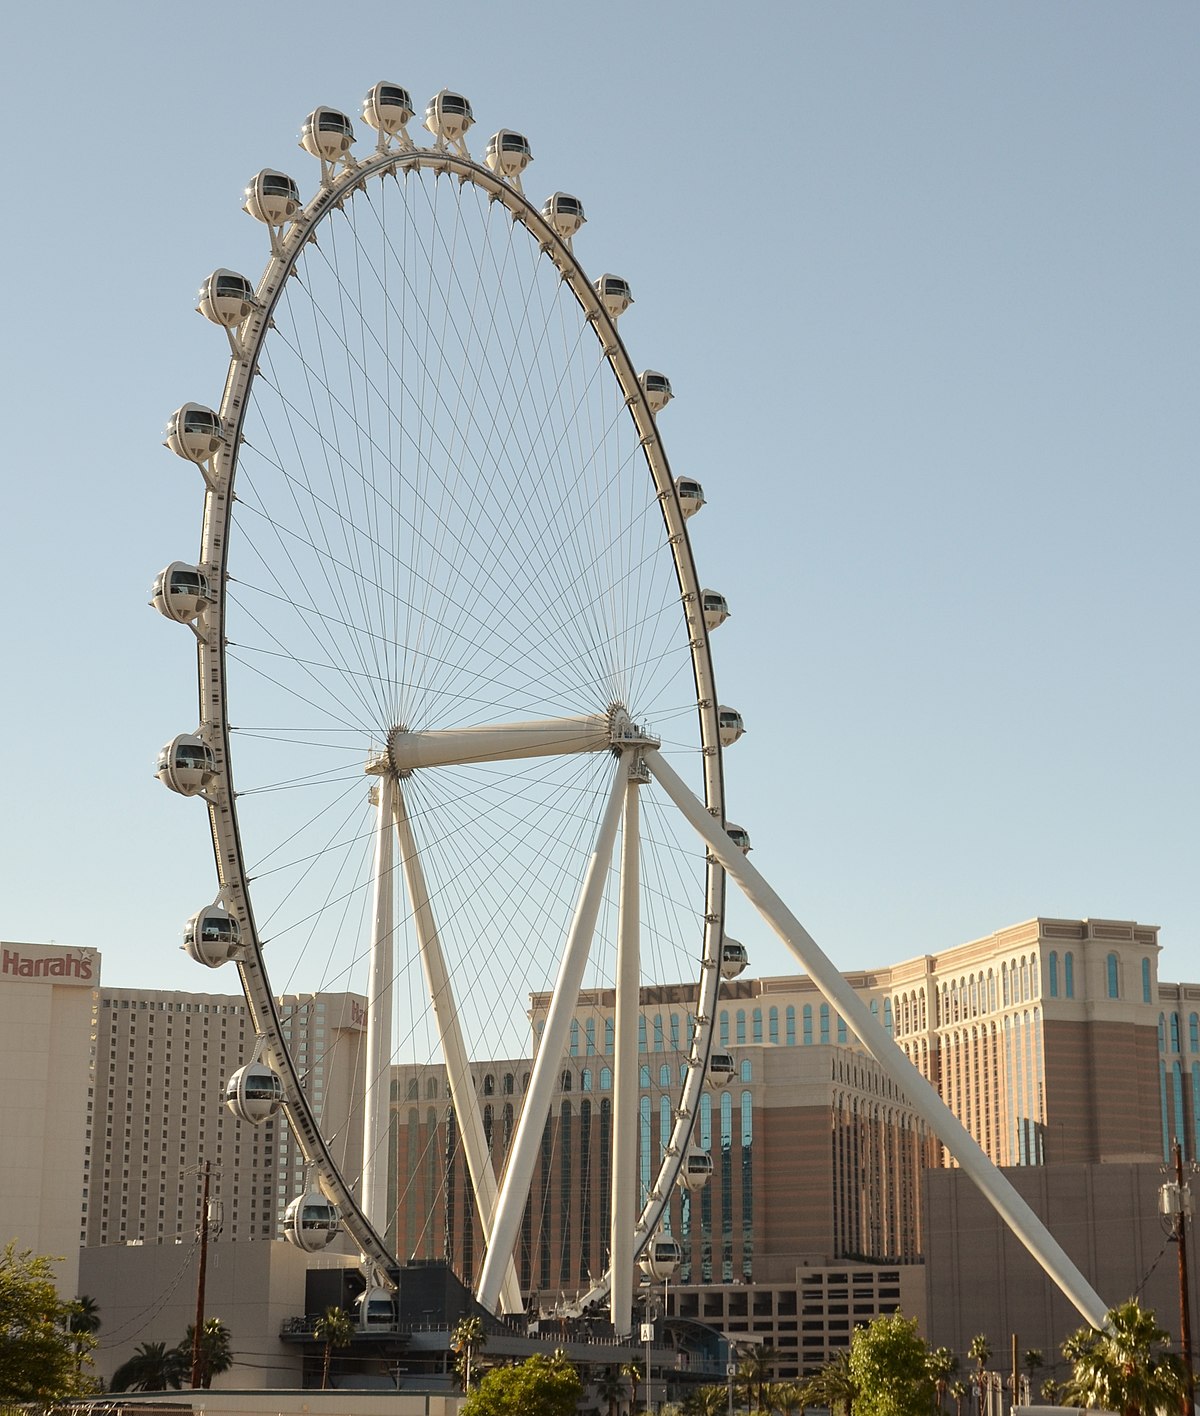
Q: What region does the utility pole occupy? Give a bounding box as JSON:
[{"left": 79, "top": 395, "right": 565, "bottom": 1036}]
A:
[
  {"left": 1010, "top": 1333, "right": 1019, "bottom": 1415},
  {"left": 1160, "top": 1142, "right": 1195, "bottom": 1416},
  {"left": 191, "top": 1159, "right": 211, "bottom": 1389}
]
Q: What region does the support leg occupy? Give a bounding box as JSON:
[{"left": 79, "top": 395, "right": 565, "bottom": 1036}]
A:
[
  {"left": 476, "top": 755, "right": 628, "bottom": 1315},
  {"left": 642, "top": 747, "right": 1108, "bottom": 1329},
  {"left": 362, "top": 774, "right": 395, "bottom": 1237}
]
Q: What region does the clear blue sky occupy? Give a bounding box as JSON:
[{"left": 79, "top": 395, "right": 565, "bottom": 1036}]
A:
[{"left": 1, "top": 1, "right": 1196, "bottom": 991}]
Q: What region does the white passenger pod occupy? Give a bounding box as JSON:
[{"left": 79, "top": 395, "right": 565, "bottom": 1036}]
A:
[
  {"left": 541, "top": 192, "right": 586, "bottom": 248},
  {"left": 300, "top": 107, "right": 357, "bottom": 185},
  {"left": 183, "top": 906, "right": 242, "bottom": 968},
  {"left": 359, "top": 1288, "right": 396, "bottom": 1330},
  {"left": 639, "top": 1234, "right": 682, "bottom": 1280},
  {"left": 701, "top": 590, "right": 730, "bottom": 631},
  {"left": 165, "top": 404, "right": 223, "bottom": 465},
  {"left": 484, "top": 130, "right": 532, "bottom": 192},
  {"left": 423, "top": 90, "right": 474, "bottom": 155},
  {"left": 224, "top": 1060, "right": 286, "bottom": 1124},
  {"left": 706, "top": 1052, "right": 736, "bottom": 1086},
  {"left": 716, "top": 706, "right": 745, "bottom": 747},
  {"left": 283, "top": 1186, "right": 340, "bottom": 1251},
  {"left": 595, "top": 274, "right": 633, "bottom": 322},
  {"left": 718, "top": 937, "right": 749, "bottom": 979},
  {"left": 152, "top": 563, "right": 211, "bottom": 625},
  {"left": 156, "top": 734, "right": 217, "bottom": 797},
  {"left": 678, "top": 1147, "right": 713, "bottom": 1191},
  {"left": 243, "top": 170, "right": 302, "bottom": 256},
  {"left": 639, "top": 371, "right": 672, "bottom": 413},
  {"left": 724, "top": 822, "right": 752, "bottom": 854},
  {"left": 197, "top": 270, "right": 256, "bottom": 329},
  {"left": 675, "top": 477, "right": 705, "bottom": 518},
  {"left": 362, "top": 82, "right": 415, "bottom": 150}
]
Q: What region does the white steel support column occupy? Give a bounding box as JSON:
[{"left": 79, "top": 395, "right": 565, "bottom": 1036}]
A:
[
  {"left": 641, "top": 748, "right": 1109, "bottom": 1329},
  {"left": 393, "top": 783, "right": 523, "bottom": 1314},
  {"left": 361, "top": 773, "right": 395, "bottom": 1236},
  {"left": 477, "top": 755, "right": 628, "bottom": 1315},
  {"left": 610, "top": 765, "right": 643, "bottom": 1337}
]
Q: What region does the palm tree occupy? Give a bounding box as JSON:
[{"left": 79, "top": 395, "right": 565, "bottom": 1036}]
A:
[
  {"left": 67, "top": 1295, "right": 101, "bottom": 1374},
  {"left": 596, "top": 1364, "right": 627, "bottom": 1416},
  {"left": 799, "top": 1349, "right": 857, "bottom": 1416},
  {"left": 622, "top": 1360, "right": 643, "bottom": 1415},
  {"left": 451, "top": 1315, "right": 487, "bottom": 1390},
  {"left": 968, "top": 1335, "right": 991, "bottom": 1416},
  {"left": 1059, "top": 1298, "right": 1187, "bottom": 1416},
  {"left": 949, "top": 1379, "right": 967, "bottom": 1416},
  {"left": 110, "top": 1340, "right": 186, "bottom": 1393},
  {"left": 737, "top": 1345, "right": 779, "bottom": 1413},
  {"left": 1021, "top": 1349, "right": 1044, "bottom": 1406},
  {"left": 312, "top": 1305, "right": 354, "bottom": 1390},
  {"left": 1039, "top": 1379, "right": 1061, "bottom": 1405},
  {"left": 684, "top": 1386, "right": 728, "bottom": 1416},
  {"left": 928, "top": 1346, "right": 959, "bottom": 1411},
  {"left": 765, "top": 1380, "right": 805, "bottom": 1416},
  {"left": 179, "top": 1318, "right": 233, "bottom": 1389}
]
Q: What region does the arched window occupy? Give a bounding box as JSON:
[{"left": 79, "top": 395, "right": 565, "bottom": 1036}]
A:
[
  {"left": 1048, "top": 952, "right": 1059, "bottom": 998},
  {"left": 1171, "top": 1014, "right": 1181, "bottom": 1053},
  {"left": 700, "top": 1092, "right": 712, "bottom": 1149},
  {"left": 581, "top": 1069, "right": 592, "bottom": 1092},
  {"left": 586, "top": 1018, "right": 596, "bottom": 1055},
  {"left": 1064, "top": 952, "right": 1075, "bottom": 998},
  {"left": 659, "top": 1064, "right": 671, "bottom": 1088},
  {"left": 483, "top": 1073, "right": 495, "bottom": 1096},
  {"left": 882, "top": 998, "right": 892, "bottom": 1037},
  {"left": 502, "top": 1072, "right": 514, "bottom": 1095},
  {"left": 653, "top": 1015, "right": 665, "bottom": 1051},
  {"left": 803, "top": 1003, "right": 813, "bottom": 1044},
  {"left": 736, "top": 1010, "right": 746, "bottom": 1045},
  {"left": 1142, "top": 958, "right": 1152, "bottom": 1004},
  {"left": 719, "top": 1010, "right": 729, "bottom": 1047},
  {"left": 639, "top": 1064, "right": 651, "bottom": 1088},
  {"left": 1159, "top": 1015, "right": 1167, "bottom": 1052},
  {"left": 670, "top": 1013, "right": 680, "bottom": 1050},
  {"left": 1020, "top": 958, "right": 1029, "bottom": 1002},
  {"left": 638, "top": 1015, "right": 647, "bottom": 1052},
  {"left": 837, "top": 1015, "right": 848, "bottom": 1044},
  {"left": 561, "top": 1070, "right": 572, "bottom": 1091},
  {"left": 752, "top": 1008, "right": 763, "bottom": 1043},
  {"left": 425, "top": 1076, "right": 438, "bottom": 1099},
  {"left": 740, "top": 1059, "right": 752, "bottom": 1082},
  {"left": 569, "top": 1019, "right": 579, "bottom": 1056},
  {"left": 786, "top": 1006, "right": 796, "bottom": 1045},
  {"left": 483, "top": 1104, "right": 494, "bottom": 1146},
  {"left": 605, "top": 1019, "right": 614, "bottom": 1053},
  {"left": 1002, "top": 963, "right": 1009, "bottom": 1008},
  {"left": 1191, "top": 1014, "right": 1200, "bottom": 1054},
  {"left": 1107, "top": 953, "right": 1120, "bottom": 1000},
  {"left": 600, "top": 1067, "right": 612, "bottom": 1090},
  {"left": 768, "top": 1006, "right": 779, "bottom": 1044},
  {"left": 820, "top": 1003, "right": 830, "bottom": 1045}
]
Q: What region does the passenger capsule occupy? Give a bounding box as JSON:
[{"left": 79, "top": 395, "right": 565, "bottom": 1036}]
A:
[
  {"left": 541, "top": 192, "right": 586, "bottom": 241},
  {"left": 639, "top": 371, "right": 673, "bottom": 413},
  {"left": 639, "top": 1234, "right": 682, "bottom": 1281},
  {"left": 151, "top": 563, "right": 211, "bottom": 624},
  {"left": 701, "top": 590, "right": 730, "bottom": 631},
  {"left": 596, "top": 274, "right": 633, "bottom": 321},
  {"left": 183, "top": 907, "right": 242, "bottom": 968},
  {"left": 243, "top": 170, "right": 302, "bottom": 227},
  {"left": 423, "top": 90, "right": 474, "bottom": 147},
  {"left": 196, "top": 269, "right": 256, "bottom": 328},
  {"left": 156, "top": 734, "right": 217, "bottom": 797},
  {"left": 165, "top": 404, "right": 223, "bottom": 463},
  {"left": 719, "top": 938, "right": 749, "bottom": 980},
  {"left": 283, "top": 1187, "right": 340, "bottom": 1252},
  {"left": 716, "top": 706, "right": 745, "bottom": 748},
  {"left": 359, "top": 1287, "right": 396, "bottom": 1330},
  {"left": 224, "top": 1060, "right": 286, "bottom": 1124},
  {"left": 677, "top": 1147, "right": 713, "bottom": 1191},
  {"left": 362, "top": 82, "right": 415, "bottom": 136},
  {"left": 675, "top": 478, "right": 705, "bottom": 519},
  {"left": 484, "top": 130, "right": 532, "bottom": 184},
  {"left": 300, "top": 107, "right": 355, "bottom": 163},
  {"left": 707, "top": 1052, "right": 736, "bottom": 1086},
  {"left": 724, "top": 822, "right": 752, "bottom": 855}
]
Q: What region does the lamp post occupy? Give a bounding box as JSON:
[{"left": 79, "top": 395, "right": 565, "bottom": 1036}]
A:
[{"left": 1160, "top": 1142, "right": 1195, "bottom": 1416}]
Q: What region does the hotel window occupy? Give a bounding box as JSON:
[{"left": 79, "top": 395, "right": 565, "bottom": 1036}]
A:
[
  {"left": 1142, "top": 958, "right": 1152, "bottom": 1004},
  {"left": 803, "top": 1005, "right": 813, "bottom": 1045},
  {"left": 1048, "top": 952, "right": 1058, "bottom": 998},
  {"left": 1064, "top": 952, "right": 1075, "bottom": 998},
  {"left": 1106, "top": 953, "right": 1120, "bottom": 1000},
  {"left": 786, "top": 1006, "right": 796, "bottom": 1045}
]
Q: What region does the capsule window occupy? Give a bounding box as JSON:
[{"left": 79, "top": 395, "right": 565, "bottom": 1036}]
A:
[{"left": 262, "top": 175, "right": 298, "bottom": 198}]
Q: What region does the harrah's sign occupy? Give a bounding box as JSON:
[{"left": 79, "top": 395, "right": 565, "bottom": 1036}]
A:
[{"left": 1, "top": 946, "right": 95, "bottom": 983}]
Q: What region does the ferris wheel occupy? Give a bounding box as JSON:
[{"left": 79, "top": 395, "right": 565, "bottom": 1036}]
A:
[{"left": 152, "top": 82, "right": 751, "bottom": 1328}]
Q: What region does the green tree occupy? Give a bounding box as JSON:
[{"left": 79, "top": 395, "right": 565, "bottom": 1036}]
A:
[
  {"left": 0, "top": 1243, "right": 95, "bottom": 1402},
  {"left": 948, "top": 1380, "right": 967, "bottom": 1416},
  {"left": 847, "top": 1312, "right": 935, "bottom": 1416},
  {"left": 178, "top": 1317, "right": 233, "bottom": 1389},
  {"left": 765, "top": 1379, "right": 806, "bottom": 1416},
  {"left": 967, "top": 1336, "right": 991, "bottom": 1416},
  {"left": 683, "top": 1385, "right": 727, "bottom": 1416},
  {"left": 110, "top": 1340, "right": 187, "bottom": 1393},
  {"left": 596, "top": 1364, "right": 627, "bottom": 1416},
  {"left": 737, "top": 1345, "right": 779, "bottom": 1413},
  {"left": 462, "top": 1351, "right": 582, "bottom": 1416},
  {"left": 1039, "top": 1379, "right": 1061, "bottom": 1406},
  {"left": 799, "top": 1348, "right": 857, "bottom": 1416},
  {"left": 312, "top": 1305, "right": 354, "bottom": 1390},
  {"left": 67, "top": 1294, "right": 101, "bottom": 1374},
  {"left": 927, "top": 1347, "right": 958, "bottom": 1412},
  {"left": 622, "top": 1360, "right": 644, "bottom": 1415},
  {"left": 452, "top": 1315, "right": 488, "bottom": 1391},
  {"left": 1059, "top": 1299, "right": 1187, "bottom": 1416}
]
